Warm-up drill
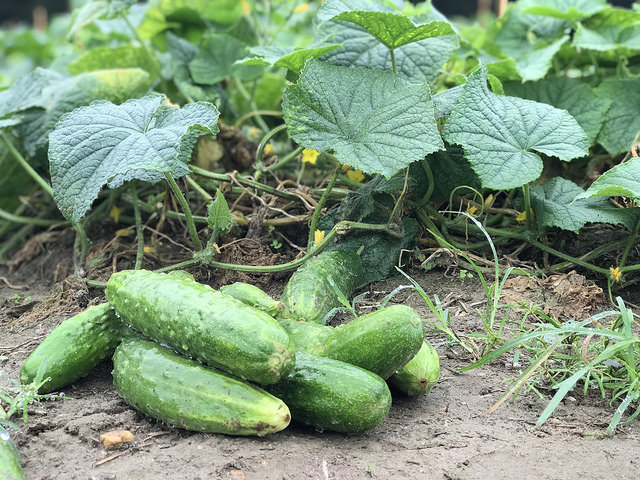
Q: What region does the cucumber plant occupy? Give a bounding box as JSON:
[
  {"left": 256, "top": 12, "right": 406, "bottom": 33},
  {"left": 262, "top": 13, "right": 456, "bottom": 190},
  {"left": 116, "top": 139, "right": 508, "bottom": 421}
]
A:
[{"left": 0, "top": 0, "right": 637, "bottom": 289}]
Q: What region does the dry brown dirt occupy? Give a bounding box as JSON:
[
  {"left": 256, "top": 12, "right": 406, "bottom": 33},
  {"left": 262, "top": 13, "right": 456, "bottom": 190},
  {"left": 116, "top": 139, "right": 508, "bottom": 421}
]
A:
[{"left": 2, "top": 245, "right": 640, "bottom": 480}]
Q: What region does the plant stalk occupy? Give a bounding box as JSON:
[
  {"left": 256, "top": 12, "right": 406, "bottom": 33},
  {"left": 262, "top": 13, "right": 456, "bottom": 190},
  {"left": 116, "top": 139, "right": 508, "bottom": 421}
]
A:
[{"left": 164, "top": 173, "right": 203, "bottom": 250}]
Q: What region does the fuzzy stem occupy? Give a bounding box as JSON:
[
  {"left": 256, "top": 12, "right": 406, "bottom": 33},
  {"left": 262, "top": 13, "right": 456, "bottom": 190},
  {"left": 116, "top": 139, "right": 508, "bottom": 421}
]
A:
[
  {"left": 0, "top": 131, "right": 53, "bottom": 197},
  {"left": 308, "top": 165, "right": 340, "bottom": 248},
  {"left": 131, "top": 183, "right": 145, "bottom": 270},
  {"left": 165, "top": 173, "right": 203, "bottom": 250}
]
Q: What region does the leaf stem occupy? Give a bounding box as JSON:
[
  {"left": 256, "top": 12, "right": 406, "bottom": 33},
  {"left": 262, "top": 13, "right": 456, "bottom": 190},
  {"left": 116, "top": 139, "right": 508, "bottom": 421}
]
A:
[
  {"left": 308, "top": 165, "right": 340, "bottom": 248},
  {"left": 164, "top": 173, "right": 203, "bottom": 250},
  {"left": 0, "top": 131, "right": 53, "bottom": 197},
  {"left": 73, "top": 222, "right": 89, "bottom": 275},
  {"left": 619, "top": 217, "right": 640, "bottom": 270},
  {"left": 234, "top": 110, "right": 284, "bottom": 128},
  {"left": 522, "top": 183, "right": 534, "bottom": 231},
  {"left": 255, "top": 124, "right": 287, "bottom": 178},
  {"left": 265, "top": 146, "right": 304, "bottom": 172},
  {"left": 131, "top": 183, "right": 144, "bottom": 270},
  {"left": 234, "top": 78, "right": 269, "bottom": 132},
  {"left": 120, "top": 12, "right": 159, "bottom": 76},
  {"left": 190, "top": 165, "right": 302, "bottom": 202},
  {"left": 409, "top": 158, "right": 435, "bottom": 207},
  {"left": 0, "top": 207, "right": 67, "bottom": 227},
  {"left": 389, "top": 48, "right": 397, "bottom": 74}
]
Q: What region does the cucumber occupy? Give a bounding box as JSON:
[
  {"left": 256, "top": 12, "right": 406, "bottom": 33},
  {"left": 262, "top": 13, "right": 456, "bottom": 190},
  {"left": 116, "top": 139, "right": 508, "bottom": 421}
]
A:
[
  {"left": 220, "top": 282, "right": 284, "bottom": 317},
  {"left": 20, "top": 303, "right": 122, "bottom": 393},
  {"left": 106, "top": 269, "right": 294, "bottom": 385},
  {"left": 280, "top": 250, "right": 362, "bottom": 323},
  {"left": 112, "top": 338, "right": 291, "bottom": 436},
  {"left": 268, "top": 354, "right": 391, "bottom": 433},
  {"left": 277, "top": 318, "right": 333, "bottom": 355},
  {"left": 0, "top": 425, "right": 25, "bottom": 480},
  {"left": 388, "top": 340, "right": 440, "bottom": 396},
  {"left": 318, "top": 305, "right": 424, "bottom": 379}
]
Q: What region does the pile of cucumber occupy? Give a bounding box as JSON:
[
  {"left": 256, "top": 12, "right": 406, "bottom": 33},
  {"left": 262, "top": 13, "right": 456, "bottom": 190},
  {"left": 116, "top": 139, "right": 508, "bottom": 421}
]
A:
[{"left": 7, "top": 251, "right": 440, "bottom": 475}]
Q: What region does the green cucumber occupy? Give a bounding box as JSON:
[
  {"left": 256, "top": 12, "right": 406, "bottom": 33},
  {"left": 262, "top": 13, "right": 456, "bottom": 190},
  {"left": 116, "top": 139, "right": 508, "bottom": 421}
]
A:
[
  {"left": 0, "top": 425, "right": 25, "bottom": 480},
  {"left": 112, "top": 338, "right": 290, "bottom": 436},
  {"left": 280, "top": 250, "right": 362, "bottom": 323},
  {"left": 106, "top": 269, "right": 294, "bottom": 385},
  {"left": 318, "top": 305, "right": 424, "bottom": 379},
  {"left": 277, "top": 318, "right": 333, "bottom": 355},
  {"left": 388, "top": 340, "right": 440, "bottom": 396},
  {"left": 220, "top": 282, "right": 284, "bottom": 317},
  {"left": 20, "top": 303, "right": 122, "bottom": 393},
  {"left": 268, "top": 354, "right": 391, "bottom": 433}
]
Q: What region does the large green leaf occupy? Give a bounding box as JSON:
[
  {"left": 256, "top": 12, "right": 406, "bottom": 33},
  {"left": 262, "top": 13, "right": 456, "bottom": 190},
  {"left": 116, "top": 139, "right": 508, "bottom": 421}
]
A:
[
  {"left": 575, "top": 158, "right": 640, "bottom": 201},
  {"left": 283, "top": 60, "right": 443, "bottom": 178},
  {"left": 68, "top": 0, "right": 137, "bottom": 38},
  {"left": 189, "top": 33, "right": 263, "bottom": 85},
  {"left": 504, "top": 77, "right": 611, "bottom": 145},
  {"left": 572, "top": 9, "right": 640, "bottom": 53},
  {"left": 594, "top": 78, "right": 640, "bottom": 155},
  {"left": 485, "top": 4, "right": 565, "bottom": 59},
  {"left": 166, "top": 32, "right": 219, "bottom": 103},
  {"left": 67, "top": 45, "right": 160, "bottom": 75},
  {"left": 318, "top": 20, "right": 458, "bottom": 83},
  {"left": 442, "top": 66, "right": 588, "bottom": 189},
  {"left": 237, "top": 45, "right": 342, "bottom": 73},
  {"left": 520, "top": 0, "right": 607, "bottom": 21},
  {"left": 14, "top": 69, "right": 153, "bottom": 158},
  {"left": 49, "top": 95, "right": 219, "bottom": 222},
  {"left": 331, "top": 12, "right": 454, "bottom": 50},
  {"left": 483, "top": 5, "right": 568, "bottom": 81},
  {"left": 0, "top": 68, "right": 64, "bottom": 119},
  {"left": 315, "top": 0, "right": 394, "bottom": 25},
  {"left": 531, "top": 177, "right": 638, "bottom": 232},
  {"left": 427, "top": 144, "right": 480, "bottom": 199},
  {"left": 512, "top": 36, "right": 568, "bottom": 81}
]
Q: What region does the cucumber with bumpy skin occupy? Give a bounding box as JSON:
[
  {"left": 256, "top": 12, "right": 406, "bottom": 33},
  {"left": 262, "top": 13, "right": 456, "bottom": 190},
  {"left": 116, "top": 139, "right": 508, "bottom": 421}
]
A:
[
  {"left": 319, "top": 305, "right": 424, "bottom": 379},
  {"left": 112, "top": 338, "right": 291, "bottom": 436},
  {"left": 106, "top": 269, "right": 294, "bottom": 385},
  {"left": 220, "top": 282, "right": 284, "bottom": 317},
  {"left": 388, "top": 340, "right": 440, "bottom": 396},
  {"left": 277, "top": 318, "right": 333, "bottom": 354},
  {"left": 20, "top": 303, "right": 122, "bottom": 393},
  {"left": 0, "top": 425, "right": 26, "bottom": 480},
  {"left": 268, "top": 353, "right": 391, "bottom": 433},
  {"left": 280, "top": 250, "right": 362, "bottom": 323}
]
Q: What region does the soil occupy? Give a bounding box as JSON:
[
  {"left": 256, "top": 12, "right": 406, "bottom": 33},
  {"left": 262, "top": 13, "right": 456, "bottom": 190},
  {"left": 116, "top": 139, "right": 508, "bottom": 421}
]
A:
[{"left": 2, "top": 233, "right": 640, "bottom": 480}]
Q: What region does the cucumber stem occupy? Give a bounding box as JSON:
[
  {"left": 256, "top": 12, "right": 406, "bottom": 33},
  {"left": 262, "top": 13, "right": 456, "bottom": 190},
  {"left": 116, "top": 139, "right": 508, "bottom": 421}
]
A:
[
  {"left": 255, "top": 124, "right": 288, "bottom": 180},
  {"left": 307, "top": 165, "right": 340, "bottom": 248},
  {"left": 131, "top": 183, "right": 144, "bottom": 270},
  {"left": 164, "top": 173, "right": 203, "bottom": 250},
  {"left": 0, "top": 131, "right": 53, "bottom": 197},
  {"left": 265, "top": 146, "right": 304, "bottom": 172}
]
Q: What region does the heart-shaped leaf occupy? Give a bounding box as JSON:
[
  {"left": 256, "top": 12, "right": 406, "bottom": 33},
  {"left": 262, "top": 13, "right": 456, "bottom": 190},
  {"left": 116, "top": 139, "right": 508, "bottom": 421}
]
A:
[
  {"left": 238, "top": 45, "right": 342, "bottom": 73},
  {"left": 49, "top": 95, "right": 219, "bottom": 222},
  {"left": 594, "top": 78, "right": 640, "bottom": 155},
  {"left": 331, "top": 12, "right": 455, "bottom": 50},
  {"left": 442, "top": 65, "right": 588, "bottom": 189},
  {"left": 317, "top": 20, "right": 458, "bottom": 84},
  {"left": 504, "top": 77, "right": 611, "bottom": 145},
  {"left": 520, "top": 0, "right": 607, "bottom": 21},
  {"left": 283, "top": 60, "right": 443, "bottom": 178},
  {"left": 531, "top": 177, "right": 638, "bottom": 232},
  {"left": 575, "top": 158, "right": 640, "bottom": 201}
]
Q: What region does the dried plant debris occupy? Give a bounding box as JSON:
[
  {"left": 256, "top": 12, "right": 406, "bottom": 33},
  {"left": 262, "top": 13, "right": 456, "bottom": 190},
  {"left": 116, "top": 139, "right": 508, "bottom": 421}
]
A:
[{"left": 501, "top": 271, "right": 604, "bottom": 320}]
